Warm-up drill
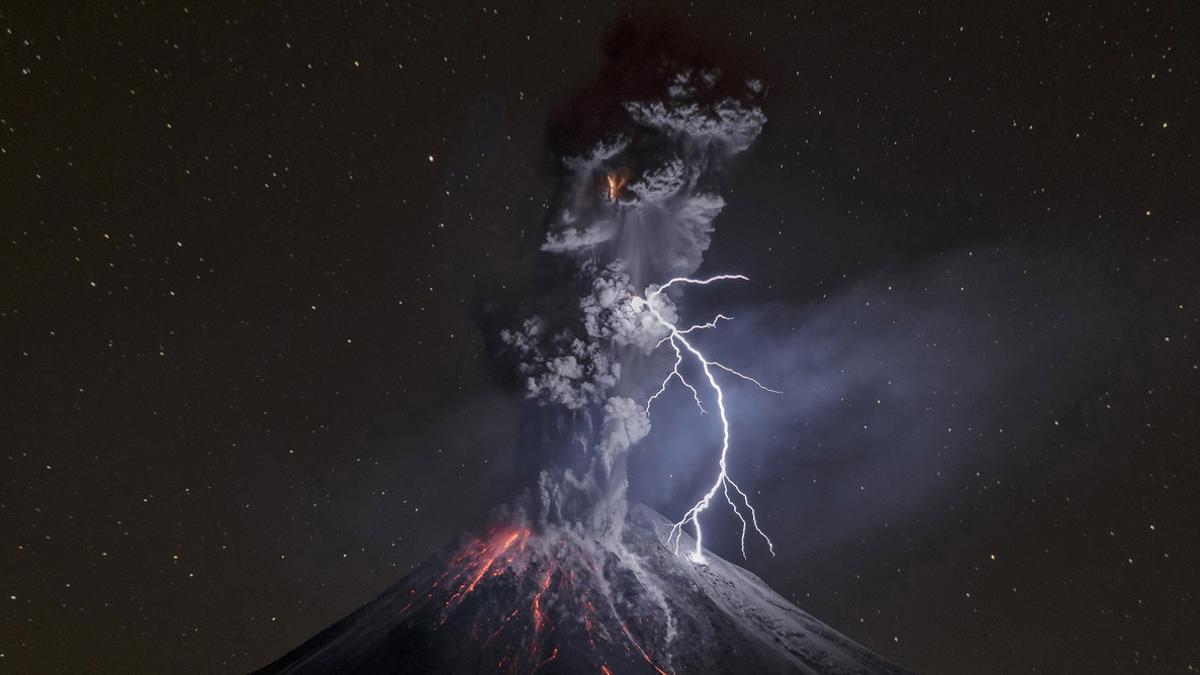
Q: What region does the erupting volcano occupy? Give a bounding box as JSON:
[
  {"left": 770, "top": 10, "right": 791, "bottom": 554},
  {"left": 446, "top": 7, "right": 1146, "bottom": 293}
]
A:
[{"left": 259, "top": 20, "right": 911, "bottom": 675}]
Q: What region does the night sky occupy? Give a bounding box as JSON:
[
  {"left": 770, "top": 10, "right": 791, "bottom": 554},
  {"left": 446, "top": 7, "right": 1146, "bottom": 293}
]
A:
[{"left": 3, "top": 2, "right": 1198, "bottom": 674}]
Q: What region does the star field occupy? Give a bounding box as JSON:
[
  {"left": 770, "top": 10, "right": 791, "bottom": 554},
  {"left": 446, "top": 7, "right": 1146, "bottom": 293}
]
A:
[{"left": 2, "top": 2, "right": 1197, "bottom": 673}]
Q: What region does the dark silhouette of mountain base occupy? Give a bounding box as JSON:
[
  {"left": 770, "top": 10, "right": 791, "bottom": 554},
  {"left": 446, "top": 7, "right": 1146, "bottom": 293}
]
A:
[{"left": 255, "top": 504, "right": 913, "bottom": 674}]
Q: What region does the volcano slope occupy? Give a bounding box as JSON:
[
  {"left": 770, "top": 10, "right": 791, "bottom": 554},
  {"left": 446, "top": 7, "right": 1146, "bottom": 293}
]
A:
[{"left": 256, "top": 504, "right": 912, "bottom": 674}]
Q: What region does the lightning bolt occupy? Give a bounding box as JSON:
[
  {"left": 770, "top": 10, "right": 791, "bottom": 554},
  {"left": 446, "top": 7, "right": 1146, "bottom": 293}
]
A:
[{"left": 638, "top": 275, "right": 781, "bottom": 563}]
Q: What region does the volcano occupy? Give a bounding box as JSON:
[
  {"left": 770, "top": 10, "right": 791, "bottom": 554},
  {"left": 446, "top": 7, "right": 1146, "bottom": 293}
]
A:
[{"left": 256, "top": 504, "right": 911, "bottom": 674}]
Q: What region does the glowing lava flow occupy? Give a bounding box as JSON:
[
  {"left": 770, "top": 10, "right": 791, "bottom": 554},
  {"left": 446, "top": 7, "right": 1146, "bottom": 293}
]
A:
[
  {"left": 445, "top": 528, "right": 528, "bottom": 609},
  {"left": 395, "top": 528, "right": 673, "bottom": 674},
  {"left": 639, "top": 275, "right": 781, "bottom": 563}
]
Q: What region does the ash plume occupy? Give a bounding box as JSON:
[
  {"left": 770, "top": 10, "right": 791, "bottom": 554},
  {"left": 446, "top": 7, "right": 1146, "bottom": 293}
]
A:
[
  {"left": 499, "top": 29, "right": 767, "bottom": 538},
  {"left": 259, "top": 20, "right": 914, "bottom": 675}
]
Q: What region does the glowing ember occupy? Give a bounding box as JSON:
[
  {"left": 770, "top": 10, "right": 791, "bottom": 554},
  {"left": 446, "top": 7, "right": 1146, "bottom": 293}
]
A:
[{"left": 605, "top": 169, "right": 629, "bottom": 202}]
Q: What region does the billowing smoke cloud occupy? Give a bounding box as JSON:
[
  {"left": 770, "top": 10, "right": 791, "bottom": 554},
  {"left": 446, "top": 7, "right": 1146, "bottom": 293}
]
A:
[
  {"left": 595, "top": 396, "right": 651, "bottom": 477},
  {"left": 539, "top": 67, "right": 765, "bottom": 287},
  {"left": 498, "top": 32, "right": 767, "bottom": 536},
  {"left": 501, "top": 315, "right": 621, "bottom": 410}
]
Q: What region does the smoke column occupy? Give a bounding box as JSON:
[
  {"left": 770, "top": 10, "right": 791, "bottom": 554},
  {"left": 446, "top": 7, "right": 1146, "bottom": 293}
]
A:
[{"left": 499, "top": 25, "right": 772, "bottom": 557}]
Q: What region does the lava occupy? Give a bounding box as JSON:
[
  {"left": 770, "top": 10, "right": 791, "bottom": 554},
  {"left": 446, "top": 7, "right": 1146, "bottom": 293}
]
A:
[
  {"left": 482, "top": 608, "right": 520, "bottom": 648},
  {"left": 529, "top": 567, "right": 555, "bottom": 662},
  {"left": 622, "top": 622, "right": 669, "bottom": 675},
  {"left": 446, "top": 528, "right": 530, "bottom": 609},
  {"left": 392, "top": 526, "right": 680, "bottom": 674}
]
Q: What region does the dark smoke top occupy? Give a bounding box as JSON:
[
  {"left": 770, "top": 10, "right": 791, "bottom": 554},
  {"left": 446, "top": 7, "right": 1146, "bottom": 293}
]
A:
[{"left": 548, "top": 17, "right": 766, "bottom": 155}]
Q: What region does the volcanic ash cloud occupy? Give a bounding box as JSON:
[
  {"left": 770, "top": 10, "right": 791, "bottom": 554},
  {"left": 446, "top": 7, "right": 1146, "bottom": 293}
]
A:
[{"left": 501, "top": 64, "right": 767, "bottom": 537}]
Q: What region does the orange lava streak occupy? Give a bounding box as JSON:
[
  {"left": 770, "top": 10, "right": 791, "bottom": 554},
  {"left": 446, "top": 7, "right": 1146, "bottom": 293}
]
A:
[
  {"left": 600, "top": 666, "right": 613, "bottom": 675},
  {"left": 529, "top": 567, "right": 555, "bottom": 661},
  {"left": 580, "top": 597, "right": 601, "bottom": 650},
  {"left": 483, "top": 608, "right": 520, "bottom": 647},
  {"left": 447, "top": 528, "right": 528, "bottom": 607},
  {"left": 622, "top": 622, "right": 670, "bottom": 675}
]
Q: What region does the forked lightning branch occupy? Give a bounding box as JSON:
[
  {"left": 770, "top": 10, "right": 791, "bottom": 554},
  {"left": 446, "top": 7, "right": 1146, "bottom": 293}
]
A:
[{"left": 634, "top": 275, "right": 781, "bottom": 563}]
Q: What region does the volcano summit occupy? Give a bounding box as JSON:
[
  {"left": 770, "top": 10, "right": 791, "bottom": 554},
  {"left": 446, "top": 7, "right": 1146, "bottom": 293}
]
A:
[{"left": 256, "top": 505, "right": 910, "bottom": 675}]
